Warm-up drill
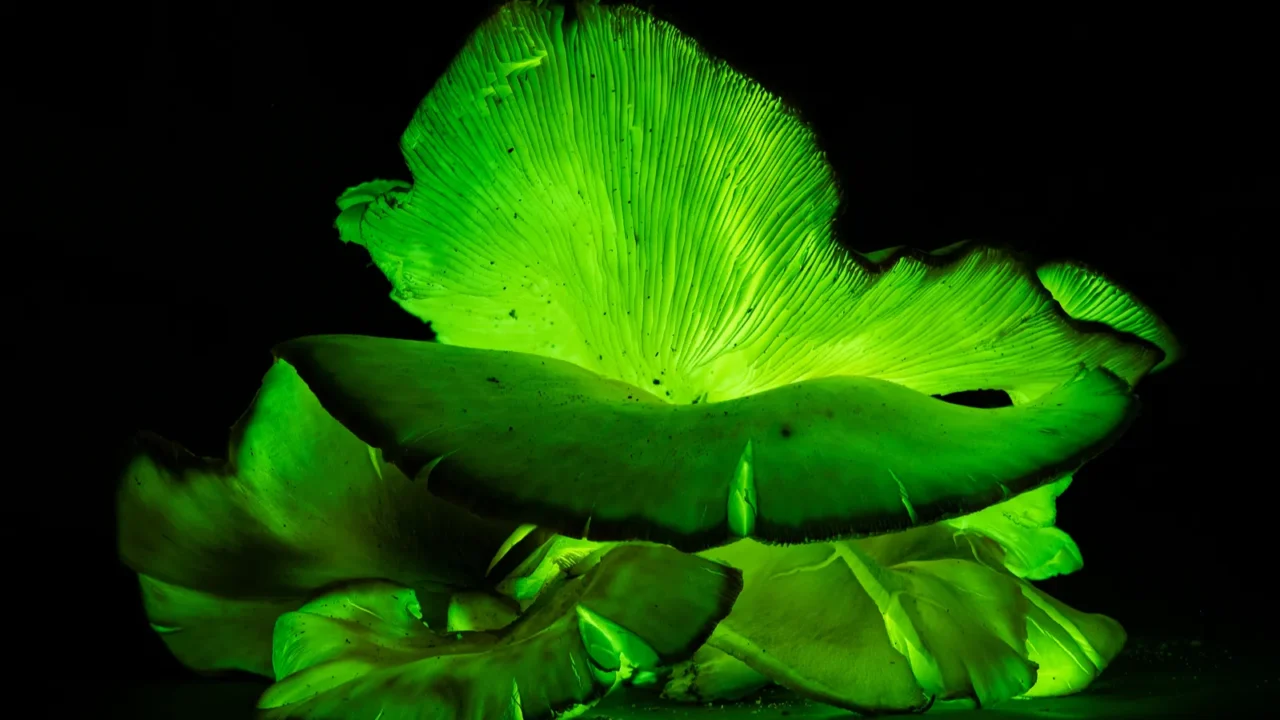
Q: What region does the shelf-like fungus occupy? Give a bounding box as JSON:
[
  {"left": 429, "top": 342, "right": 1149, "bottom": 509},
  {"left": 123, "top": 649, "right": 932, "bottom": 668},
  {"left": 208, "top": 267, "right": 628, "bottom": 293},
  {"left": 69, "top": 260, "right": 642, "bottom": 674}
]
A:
[{"left": 118, "top": 1, "right": 1179, "bottom": 716}]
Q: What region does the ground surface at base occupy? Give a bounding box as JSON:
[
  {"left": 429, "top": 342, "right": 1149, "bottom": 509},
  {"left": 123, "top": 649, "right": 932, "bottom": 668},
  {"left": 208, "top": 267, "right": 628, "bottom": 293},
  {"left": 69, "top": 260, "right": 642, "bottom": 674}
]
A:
[{"left": 105, "top": 639, "right": 1275, "bottom": 718}]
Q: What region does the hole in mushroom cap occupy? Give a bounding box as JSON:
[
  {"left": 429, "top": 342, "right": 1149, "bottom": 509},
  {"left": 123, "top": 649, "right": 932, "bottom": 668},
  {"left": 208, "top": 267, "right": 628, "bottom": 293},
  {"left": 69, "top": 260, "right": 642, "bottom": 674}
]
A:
[{"left": 932, "top": 389, "right": 1013, "bottom": 409}]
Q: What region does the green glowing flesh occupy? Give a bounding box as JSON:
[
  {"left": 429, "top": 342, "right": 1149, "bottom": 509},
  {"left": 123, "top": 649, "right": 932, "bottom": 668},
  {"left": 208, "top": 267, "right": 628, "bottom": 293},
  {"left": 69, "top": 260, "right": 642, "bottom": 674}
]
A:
[
  {"left": 446, "top": 591, "right": 521, "bottom": 633},
  {"left": 494, "top": 534, "right": 612, "bottom": 611},
  {"left": 276, "top": 334, "right": 1136, "bottom": 548},
  {"left": 658, "top": 478, "right": 1109, "bottom": 707},
  {"left": 681, "top": 529, "right": 1123, "bottom": 710},
  {"left": 1039, "top": 261, "right": 1181, "bottom": 372},
  {"left": 137, "top": 574, "right": 297, "bottom": 676},
  {"left": 943, "top": 477, "right": 1083, "bottom": 580},
  {"left": 845, "top": 549, "right": 1039, "bottom": 705},
  {"left": 117, "top": 361, "right": 529, "bottom": 654},
  {"left": 853, "top": 478, "right": 1085, "bottom": 581},
  {"left": 700, "top": 541, "right": 930, "bottom": 713},
  {"left": 337, "top": 2, "right": 1166, "bottom": 405},
  {"left": 268, "top": 581, "right": 461, "bottom": 684},
  {"left": 567, "top": 544, "right": 741, "bottom": 663},
  {"left": 259, "top": 545, "right": 741, "bottom": 718},
  {"left": 116, "top": 0, "right": 1184, "bottom": 713},
  {"left": 1019, "top": 583, "right": 1127, "bottom": 697},
  {"left": 663, "top": 645, "right": 770, "bottom": 704}
]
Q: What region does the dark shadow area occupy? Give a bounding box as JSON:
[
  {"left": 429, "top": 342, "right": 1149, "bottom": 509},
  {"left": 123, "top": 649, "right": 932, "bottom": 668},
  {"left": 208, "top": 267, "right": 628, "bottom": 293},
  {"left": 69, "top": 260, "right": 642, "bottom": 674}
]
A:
[{"left": 933, "top": 389, "right": 1014, "bottom": 409}]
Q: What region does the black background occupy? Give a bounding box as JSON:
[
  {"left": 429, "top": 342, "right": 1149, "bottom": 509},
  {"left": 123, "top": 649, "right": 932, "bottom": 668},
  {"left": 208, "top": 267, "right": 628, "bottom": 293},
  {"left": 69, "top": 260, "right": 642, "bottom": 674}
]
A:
[{"left": 14, "top": 0, "right": 1276, "bottom": 711}]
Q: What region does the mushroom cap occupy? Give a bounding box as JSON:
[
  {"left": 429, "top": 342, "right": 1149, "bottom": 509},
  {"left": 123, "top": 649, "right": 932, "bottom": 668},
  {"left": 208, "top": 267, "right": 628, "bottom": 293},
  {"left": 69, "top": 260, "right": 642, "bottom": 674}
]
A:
[
  {"left": 336, "top": 1, "right": 1172, "bottom": 408},
  {"left": 276, "top": 334, "right": 1137, "bottom": 550}
]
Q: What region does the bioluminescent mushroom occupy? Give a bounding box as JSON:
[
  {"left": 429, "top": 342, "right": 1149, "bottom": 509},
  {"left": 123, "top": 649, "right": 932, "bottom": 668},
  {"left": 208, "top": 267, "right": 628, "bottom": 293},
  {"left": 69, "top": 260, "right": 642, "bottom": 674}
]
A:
[{"left": 118, "top": 1, "right": 1179, "bottom": 716}]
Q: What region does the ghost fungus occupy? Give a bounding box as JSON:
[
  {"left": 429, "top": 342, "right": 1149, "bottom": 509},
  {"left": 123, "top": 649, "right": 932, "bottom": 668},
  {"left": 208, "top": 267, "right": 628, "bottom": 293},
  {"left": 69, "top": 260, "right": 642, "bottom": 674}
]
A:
[
  {"left": 258, "top": 545, "right": 741, "bottom": 718},
  {"left": 695, "top": 536, "right": 1122, "bottom": 711},
  {"left": 669, "top": 479, "right": 1123, "bottom": 711},
  {"left": 136, "top": 573, "right": 299, "bottom": 677},
  {"left": 335, "top": 2, "right": 1164, "bottom": 407},
  {"left": 117, "top": 0, "right": 1180, "bottom": 715},
  {"left": 117, "top": 361, "right": 531, "bottom": 672},
  {"left": 698, "top": 540, "right": 933, "bottom": 713},
  {"left": 662, "top": 645, "right": 770, "bottom": 704},
  {"left": 276, "top": 334, "right": 1138, "bottom": 550},
  {"left": 492, "top": 533, "right": 613, "bottom": 611},
  {"left": 1038, "top": 261, "right": 1182, "bottom": 372}
]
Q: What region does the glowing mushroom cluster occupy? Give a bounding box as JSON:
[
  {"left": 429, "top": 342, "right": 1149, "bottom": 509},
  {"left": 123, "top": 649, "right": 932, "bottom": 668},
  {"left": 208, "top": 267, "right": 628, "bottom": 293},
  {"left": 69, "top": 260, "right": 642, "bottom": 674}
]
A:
[{"left": 118, "top": 2, "right": 1179, "bottom": 716}]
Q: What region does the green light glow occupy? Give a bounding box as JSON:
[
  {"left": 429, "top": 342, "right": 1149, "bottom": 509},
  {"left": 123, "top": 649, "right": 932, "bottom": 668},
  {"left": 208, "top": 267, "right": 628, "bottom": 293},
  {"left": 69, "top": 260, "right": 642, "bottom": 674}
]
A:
[
  {"left": 118, "top": 361, "right": 529, "bottom": 651},
  {"left": 687, "top": 529, "right": 1121, "bottom": 711},
  {"left": 336, "top": 4, "right": 1162, "bottom": 408},
  {"left": 137, "top": 573, "right": 298, "bottom": 677},
  {"left": 275, "top": 335, "right": 1135, "bottom": 548},
  {"left": 663, "top": 645, "right": 770, "bottom": 703},
  {"left": 446, "top": 591, "right": 521, "bottom": 633},
  {"left": 117, "top": 0, "right": 1179, "bottom": 716},
  {"left": 256, "top": 546, "right": 739, "bottom": 717}
]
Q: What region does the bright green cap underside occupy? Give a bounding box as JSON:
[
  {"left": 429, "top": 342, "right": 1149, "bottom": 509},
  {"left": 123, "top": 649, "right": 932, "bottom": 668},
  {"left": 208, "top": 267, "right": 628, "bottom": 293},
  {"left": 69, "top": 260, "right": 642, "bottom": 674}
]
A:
[
  {"left": 277, "top": 335, "right": 1137, "bottom": 549},
  {"left": 336, "top": 0, "right": 1172, "bottom": 404},
  {"left": 1038, "top": 261, "right": 1181, "bottom": 372}
]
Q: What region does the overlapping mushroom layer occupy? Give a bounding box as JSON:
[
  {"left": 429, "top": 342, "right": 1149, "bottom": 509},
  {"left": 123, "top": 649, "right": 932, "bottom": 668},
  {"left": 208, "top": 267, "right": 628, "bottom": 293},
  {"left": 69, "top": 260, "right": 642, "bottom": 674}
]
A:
[
  {"left": 118, "top": 1, "right": 1177, "bottom": 716},
  {"left": 120, "top": 352, "right": 1130, "bottom": 714}
]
